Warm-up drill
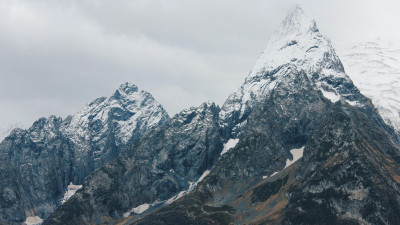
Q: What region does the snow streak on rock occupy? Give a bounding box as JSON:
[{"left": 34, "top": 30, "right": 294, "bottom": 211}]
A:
[
  {"left": 166, "top": 170, "right": 210, "bottom": 205},
  {"left": 123, "top": 201, "right": 160, "bottom": 218},
  {"left": 284, "top": 146, "right": 304, "bottom": 169},
  {"left": 61, "top": 183, "right": 82, "bottom": 204},
  {"left": 24, "top": 216, "right": 43, "bottom": 225},
  {"left": 263, "top": 146, "right": 304, "bottom": 179},
  {"left": 220, "top": 139, "right": 239, "bottom": 156}
]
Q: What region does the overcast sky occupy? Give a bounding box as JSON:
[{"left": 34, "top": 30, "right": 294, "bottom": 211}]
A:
[{"left": 1, "top": 0, "right": 399, "bottom": 129}]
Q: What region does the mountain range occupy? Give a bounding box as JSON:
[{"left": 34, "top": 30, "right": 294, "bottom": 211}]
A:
[{"left": 1, "top": 6, "right": 399, "bottom": 225}]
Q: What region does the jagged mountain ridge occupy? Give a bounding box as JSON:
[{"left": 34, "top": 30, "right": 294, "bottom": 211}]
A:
[
  {"left": 44, "top": 102, "right": 223, "bottom": 224},
  {"left": 44, "top": 6, "right": 400, "bottom": 225},
  {"left": 0, "top": 83, "right": 169, "bottom": 224}
]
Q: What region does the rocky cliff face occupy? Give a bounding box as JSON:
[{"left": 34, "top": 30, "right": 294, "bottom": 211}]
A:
[
  {"left": 0, "top": 83, "right": 168, "bottom": 224},
  {"left": 279, "top": 103, "right": 400, "bottom": 225},
  {"left": 0, "top": 117, "right": 75, "bottom": 224},
  {"left": 44, "top": 102, "right": 223, "bottom": 224}
]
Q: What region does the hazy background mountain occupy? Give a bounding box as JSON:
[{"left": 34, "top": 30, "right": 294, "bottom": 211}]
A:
[{"left": 336, "top": 38, "right": 400, "bottom": 131}]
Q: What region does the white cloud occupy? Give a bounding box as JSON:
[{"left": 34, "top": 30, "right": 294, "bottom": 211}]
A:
[{"left": 0, "top": 0, "right": 399, "bottom": 128}]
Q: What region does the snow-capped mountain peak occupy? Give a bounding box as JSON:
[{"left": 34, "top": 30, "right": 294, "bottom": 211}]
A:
[
  {"left": 274, "top": 6, "right": 318, "bottom": 40},
  {"left": 220, "top": 6, "right": 366, "bottom": 139},
  {"left": 29, "top": 116, "right": 63, "bottom": 143},
  {"left": 64, "top": 82, "right": 169, "bottom": 149},
  {"left": 248, "top": 6, "right": 342, "bottom": 79},
  {"left": 115, "top": 82, "right": 139, "bottom": 95}
]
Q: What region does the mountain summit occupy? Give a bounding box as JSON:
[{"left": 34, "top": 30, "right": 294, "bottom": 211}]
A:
[
  {"left": 117, "top": 82, "right": 139, "bottom": 94},
  {"left": 249, "top": 5, "right": 332, "bottom": 77},
  {"left": 272, "top": 6, "right": 319, "bottom": 42},
  {"left": 220, "top": 6, "right": 369, "bottom": 140}
]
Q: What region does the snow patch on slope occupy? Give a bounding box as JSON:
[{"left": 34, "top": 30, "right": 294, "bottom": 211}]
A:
[
  {"left": 220, "top": 139, "right": 239, "bottom": 156},
  {"left": 285, "top": 146, "right": 304, "bottom": 168},
  {"left": 123, "top": 201, "right": 160, "bottom": 217},
  {"left": 124, "top": 169, "right": 212, "bottom": 217},
  {"left": 133, "top": 203, "right": 150, "bottom": 214},
  {"left": 24, "top": 216, "right": 43, "bottom": 225},
  {"left": 61, "top": 182, "right": 82, "bottom": 204},
  {"left": 263, "top": 146, "right": 304, "bottom": 179},
  {"left": 321, "top": 90, "right": 340, "bottom": 103},
  {"left": 166, "top": 170, "right": 210, "bottom": 205},
  {"left": 263, "top": 171, "right": 279, "bottom": 179}
]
